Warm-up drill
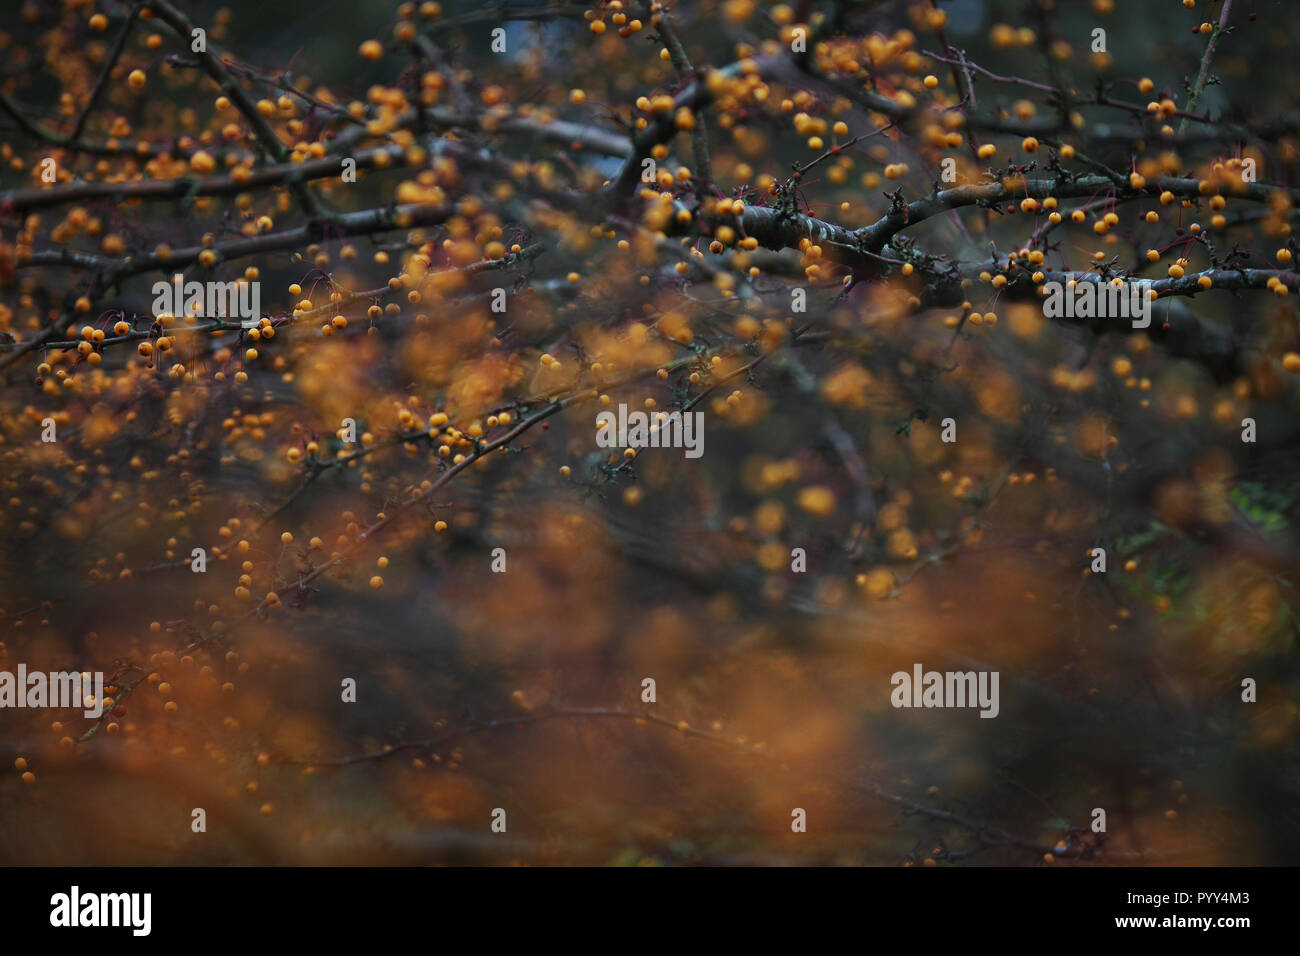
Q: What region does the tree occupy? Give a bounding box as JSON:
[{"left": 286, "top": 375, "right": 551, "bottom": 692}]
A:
[{"left": 1, "top": 0, "right": 1297, "bottom": 865}]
